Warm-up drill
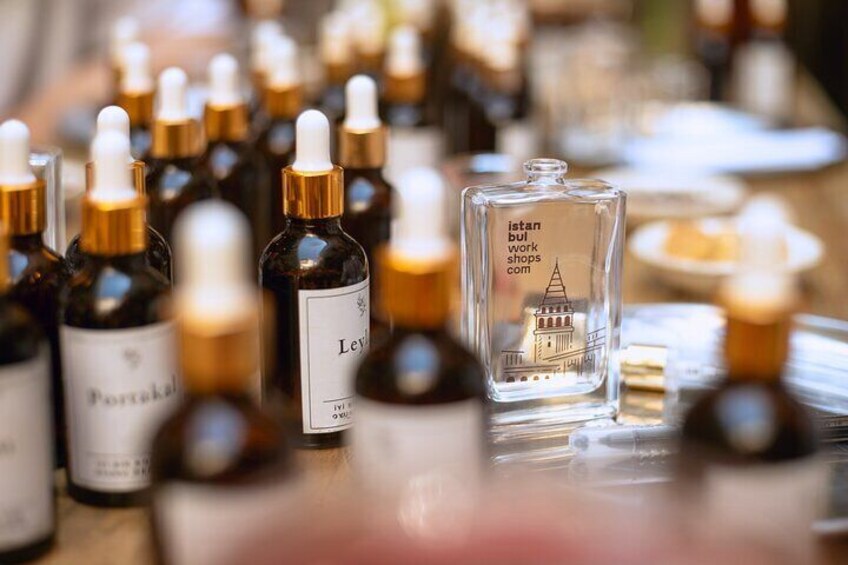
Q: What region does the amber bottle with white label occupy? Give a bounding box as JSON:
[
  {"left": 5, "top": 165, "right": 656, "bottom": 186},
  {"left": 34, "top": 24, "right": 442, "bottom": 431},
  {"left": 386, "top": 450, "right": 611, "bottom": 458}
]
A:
[
  {"left": 352, "top": 168, "right": 487, "bottom": 496},
  {"left": 260, "top": 110, "right": 369, "bottom": 449},
  {"left": 680, "top": 214, "right": 822, "bottom": 560},
  {"left": 60, "top": 131, "right": 179, "bottom": 507},
  {"left": 151, "top": 202, "right": 294, "bottom": 565},
  {"left": 0, "top": 227, "right": 55, "bottom": 562}
]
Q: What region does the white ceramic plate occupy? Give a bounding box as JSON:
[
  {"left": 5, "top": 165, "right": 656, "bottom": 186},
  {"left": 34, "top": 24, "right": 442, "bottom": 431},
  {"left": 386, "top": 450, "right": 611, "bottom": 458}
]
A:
[
  {"left": 629, "top": 218, "right": 824, "bottom": 295},
  {"left": 593, "top": 167, "right": 747, "bottom": 225}
]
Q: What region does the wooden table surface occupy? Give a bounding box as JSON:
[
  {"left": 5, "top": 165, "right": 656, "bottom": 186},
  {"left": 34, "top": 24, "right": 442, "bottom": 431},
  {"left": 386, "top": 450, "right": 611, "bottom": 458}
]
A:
[{"left": 13, "top": 63, "right": 848, "bottom": 563}]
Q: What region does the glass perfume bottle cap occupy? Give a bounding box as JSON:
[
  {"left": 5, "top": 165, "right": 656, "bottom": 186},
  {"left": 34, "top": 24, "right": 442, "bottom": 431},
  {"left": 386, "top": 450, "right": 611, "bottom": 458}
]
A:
[
  {"left": 268, "top": 35, "right": 300, "bottom": 88},
  {"left": 524, "top": 158, "right": 568, "bottom": 184},
  {"left": 90, "top": 131, "right": 135, "bottom": 201},
  {"left": 157, "top": 67, "right": 190, "bottom": 121},
  {"left": 344, "top": 75, "right": 381, "bottom": 130},
  {"left": 121, "top": 42, "right": 153, "bottom": 93},
  {"left": 292, "top": 110, "right": 333, "bottom": 172},
  {"left": 208, "top": 53, "right": 243, "bottom": 107},
  {"left": 387, "top": 24, "right": 422, "bottom": 76},
  {"left": 96, "top": 106, "right": 134, "bottom": 163},
  {"left": 0, "top": 120, "right": 36, "bottom": 185}
]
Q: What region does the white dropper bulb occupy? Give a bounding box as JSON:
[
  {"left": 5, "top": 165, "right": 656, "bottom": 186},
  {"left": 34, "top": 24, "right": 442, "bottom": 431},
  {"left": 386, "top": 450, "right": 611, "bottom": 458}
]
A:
[
  {"left": 344, "top": 75, "right": 380, "bottom": 130},
  {"left": 320, "top": 11, "right": 353, "bottom": 65},
  {"left": 251, "top": 20, "right": 283, "bottom": 73},
  {"left": 0, "top": 120, "right": 36, "bottom": 185},
  {"left": 110, "top": 16, "right": 140, "bottom": 64},
  {"left": 392, "top": 168, "right": 451, "bottom": 261},
  {"left": 387, "top": 25, "right": 422, "bottom": 77},
  {"left": 157, "top": 67, "right": 189, "bottom": 121},
  {"left": 121, "top": 42, "right": 153, "bottom": 93},
  {"left": 268, "top": 36, "right": 300, "bottom": 89},
  {"left": 96, "top": 106, "right": 135, "bottom": 164},
  {"left": 174, "top": 201, "right": 254, "bottom": 321},
  {"left": 89, "top": 131, "right": 136, "bottom": 202},
  {"left": 292, "top": 110, "right": 333, "bottom": 173},
  {"left": 208, "top": 54, "right": 243, "bottom": 107}
]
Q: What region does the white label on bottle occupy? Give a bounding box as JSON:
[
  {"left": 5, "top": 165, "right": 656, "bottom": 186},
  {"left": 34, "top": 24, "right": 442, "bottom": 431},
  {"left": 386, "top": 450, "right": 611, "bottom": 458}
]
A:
[
  {"left": 0, "top": 353, "right": 53, "bottom": 550},
  {"left": 705, "top": 457, "right": 827, "bottom": 558},
  {"left": 155, "top": 480, "right": 296, "bottom": 565},
  {"left": 298, "top": 279, "right": 369, "bottom": 434},
  {"left": 351, "top": 397, "right": 485, "bottom": 495},
  {"left": 61, "top": 322, "right": 180, "bottom": 492}
]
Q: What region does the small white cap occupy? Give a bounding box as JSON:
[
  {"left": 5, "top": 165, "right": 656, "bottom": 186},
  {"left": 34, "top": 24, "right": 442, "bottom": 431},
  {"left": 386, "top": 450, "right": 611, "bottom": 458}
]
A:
[
  {"left": 0, "top": 120, "right": 36, "bottom": 185},
  {"left": 292, "top": 110, "right": 333, "bottom": 173},
  {"left": 387, "top": 25, "right": 422, "bottom": 77},
  {"left": 174, "top": 201, "right": 255, "bottom": 321},
  {"left": 121, "top": 42, "right": 153, "bottom": 93},
  {"left": 251, "top": 20, "right": 283, "bottom": 72},
  {"left": 157, "top": 67, "right": 189, "bottom": 121},
  {"left": 89, "top": 131, "right": 136, "bottom": 202},
  {"left": 391, "top": 168, "right": 451, "bottom": 261},
  {"left": 349, "top": 1, "right": 386, "bottom": 55},
  {"left": 268, "top": 35, "right": 300, "bottom": 89},
  {"left": 344, "top": 75, "right": 381, "bottom": 130},
  {"left": 110, "top": 16, "right": 140, "bottom": 64},
  {"left": 208, "top": 53, "right": 243, "bottom": 107},
  {"left": 320, "top": 11, "right": 353, "bottom": 65}
]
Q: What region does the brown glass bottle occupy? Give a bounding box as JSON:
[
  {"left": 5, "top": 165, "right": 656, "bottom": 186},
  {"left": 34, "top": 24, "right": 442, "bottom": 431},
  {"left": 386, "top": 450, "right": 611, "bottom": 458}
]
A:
[
  {"left": 61, "top": 132, "right": 177, "bottom": 507},
  {"left": 0, "top": 230, "right": 56, "bottom": 563},
  {"left": 260, "top": 110, "right": 369, "bottom": 449},
  {"left": 67, "top": 161, "right": 171, "bottom": 281},
  {"left": 0, "top": 122, "right": 69, "bottom": 467},
  {"left": 151, "top": 201, "right": 294, "bottom": 565},
  {"left": 146, "top": 67, "right": 216, "bottom": 244}
]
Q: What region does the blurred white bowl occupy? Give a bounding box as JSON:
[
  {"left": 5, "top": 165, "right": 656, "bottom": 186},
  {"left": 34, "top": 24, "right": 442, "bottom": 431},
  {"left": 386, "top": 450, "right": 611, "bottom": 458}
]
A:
[
  {"left": 593, "top": 168, "right": 747, "bottom": 226},
  {"left": 629, "top": 218, "right": 824, "bottom": 296}
]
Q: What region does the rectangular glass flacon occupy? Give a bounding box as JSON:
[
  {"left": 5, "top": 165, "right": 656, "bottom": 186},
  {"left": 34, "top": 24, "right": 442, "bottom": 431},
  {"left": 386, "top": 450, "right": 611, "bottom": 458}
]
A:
[{"left": 462, "top": 159, "right": 626, "bottom": 434}]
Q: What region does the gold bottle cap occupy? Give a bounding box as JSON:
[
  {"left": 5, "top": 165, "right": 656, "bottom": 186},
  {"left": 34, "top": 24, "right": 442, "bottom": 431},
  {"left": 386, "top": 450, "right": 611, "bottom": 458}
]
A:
[
  {"left": 283, "top": 110, "right": 344, "bottom": 220},
  {"left": 204, "top": 54, "right": 249, "bottom": 143},
  {"left": 0, "top": 223, "right": 9, "bottom": 292},
  {"left": 378, "top": 168, "right": 454, "bottom": 328},
  {"left": 0, "top": 120, "right": 46, "bottom": 236},
  {"left": 81, "top": 132, "right": 148, "bottom": 256},
  {"left": 150, "top": 68, "right": 203, "bottom": 159},
  {"left": 263, "top": 36, "right": 302, "bottom": 120},
  {"left": 173, "top": 201, "right": 261, "bottom": 394},
  {"left": 339, "top": 75, "right": 387, "bottom": 169},
  {"left": 116, "top": 42, "right": 154, "bottom": 127}
]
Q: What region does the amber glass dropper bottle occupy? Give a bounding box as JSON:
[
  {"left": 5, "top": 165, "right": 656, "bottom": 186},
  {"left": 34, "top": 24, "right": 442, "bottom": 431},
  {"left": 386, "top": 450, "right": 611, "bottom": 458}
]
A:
[
  {"left": 146, "top": 67, "right": 216, "bottom": 244},
  {"left": 201, "top": 54, "right": 266, "bottom": 261},
  {"left": 339, "top": 75, "right": 393, "bottom": 336},
  {"left": 61, "top": 131, "right": 179, "bottom": 508},
  {"left": 66, "top": 106, "right": 172, "bottom": 281},
  {"left": 151, "top": 201, "right": 294, "bottom": 565},
  {"left": 260, "top": 110, "right": 369, "bottom": 449},
  {"left": 680, "top": 212, "right": 823, "bottom": 561},
  {"left": 0, "top": 225, "right": 56, "bottom": 563},
  {"left": 352, "top": 168, "right": 487, "bottom": 496},
  {"left": 0, "top": 119, "right": 69, "bottom": 468},
  {"left": 115, "top": 42, "right": 155, "bottom": 160},
  {"left": 256, "top": 36, "right": 303, "bottom": 236}
]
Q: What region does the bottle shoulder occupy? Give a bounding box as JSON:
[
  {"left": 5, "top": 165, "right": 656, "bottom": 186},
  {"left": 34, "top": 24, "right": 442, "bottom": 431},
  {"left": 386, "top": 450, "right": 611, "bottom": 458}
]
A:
[
  {"left": 462, "top": 180, "right": 626, "bottom": 209},
  {"left": 681, "top": 381, "right": 818, "bottom": 463},
  {"left": 260, "top": 226, "right": 368, "bottom": 286},
  {"left": 152, "top": 396, "right": 293, "bottom": 484},
  {"left": 356, "top": 330, "right": 487, "bottom": 405}
]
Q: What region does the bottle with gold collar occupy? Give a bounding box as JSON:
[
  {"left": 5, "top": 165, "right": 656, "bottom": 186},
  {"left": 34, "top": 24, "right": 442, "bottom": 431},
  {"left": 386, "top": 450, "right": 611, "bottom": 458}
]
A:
[
  {"left": 66, "top": 106, "right": 171, "bottom": 281},
  {"left": 255, "top": 36, "right": 302, "bottom": 236},
  {"left": 145, "top": 67, "right": 216, "bottom": 244},
  {"left": 0, "top": 120, "right": 69, "bottom": 468},
  {"left": 151, "top": 202, "right": 295, "bottom": 565},
  {"left": 0, "top": 224, "right": 56, "bottom": 562},
  {"left": 60, "top": 131, "right": 180, "bottom": 507},
  {"left": 260, "top": 110, "right": 369, "bottom": 449},
  {"left": 201, "top": 54, "right": 266, "bottom": 261},
  {"left": 115, "top": 42, "right": 155, "bottom": 160}
]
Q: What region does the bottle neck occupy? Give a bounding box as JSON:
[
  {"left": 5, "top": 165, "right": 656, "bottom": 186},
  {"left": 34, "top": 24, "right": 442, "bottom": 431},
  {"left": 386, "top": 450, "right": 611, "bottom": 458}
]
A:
[{"left": 286, "top": 215, "right": 343, "bottom": 233}]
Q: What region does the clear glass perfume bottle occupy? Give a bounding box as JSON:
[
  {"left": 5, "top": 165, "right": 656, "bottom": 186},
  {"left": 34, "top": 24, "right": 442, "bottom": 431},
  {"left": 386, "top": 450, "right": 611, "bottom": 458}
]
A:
[{"left": 462, "top": 158, "right": 626, "bottom": 437}]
